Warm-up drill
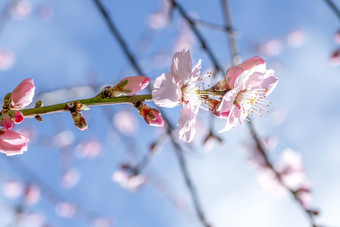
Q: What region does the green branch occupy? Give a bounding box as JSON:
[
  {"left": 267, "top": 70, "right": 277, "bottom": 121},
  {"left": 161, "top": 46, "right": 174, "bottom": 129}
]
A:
[{"left": 21, "top": 94, "right": 153, "bottom": 118}]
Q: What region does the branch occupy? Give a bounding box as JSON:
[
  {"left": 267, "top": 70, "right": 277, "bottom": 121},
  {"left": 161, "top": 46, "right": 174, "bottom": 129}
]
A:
[
  {"left": 21, "top": 94, "right": 152, "bottom": 118},
  {"left": 170, "top": 0, "right": 225, "bottom": 76},
  {"left": 220, "top": 0, "right": 319, "bottom": 226},
  {"left": 324, "top": 0, "right": 340, "bottom": 21},
  {"left": 92, "top": 1, "right": 211, "bottom": 226}
]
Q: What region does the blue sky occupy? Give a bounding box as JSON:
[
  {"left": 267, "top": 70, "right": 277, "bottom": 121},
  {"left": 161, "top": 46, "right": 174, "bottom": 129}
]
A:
[{"left": 0, "top": 0, "right": 340, "bottom": 226}]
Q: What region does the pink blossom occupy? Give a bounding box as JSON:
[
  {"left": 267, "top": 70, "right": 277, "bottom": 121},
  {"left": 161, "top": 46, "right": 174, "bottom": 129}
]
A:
[
  {"left": 335, "top": 30, "right": 340, "bottom": 44},
  {"left": 152, "top": 49, "right": 202, "bottom": 142},
  {"left": 0, "top": 129, "right": 29, "bottom": 156},
  {"left": 286, "top": 29, "right": 307, "bottom": 47},
  {"left": 114, "top": 76, "right": 150, "bottom": 96},
  {"left": 112, "top": 170, "right": 146, "bottom": 192},
  {"left": 1, "top": 115, "right": 15, "bottom": 130},
  {"left": 10, "top": 0, "right": 32, "bottom": 20},
  {"left": 216, "top": 57, "right": 278, "bottom": 132},
  {"left": 0, "top": 48, "right": 16, "bottom": 71},
  {"left": 330, "top": 49, "right": 340, "bottom": 67},
  {"left": 11, "top": 78, "right": 35, "bottom": 109}
]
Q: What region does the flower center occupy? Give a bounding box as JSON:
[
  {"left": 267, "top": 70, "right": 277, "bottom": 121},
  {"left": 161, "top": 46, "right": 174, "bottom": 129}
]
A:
[{"left": 234, "top": 88, "right": 272, "bottom": 117}]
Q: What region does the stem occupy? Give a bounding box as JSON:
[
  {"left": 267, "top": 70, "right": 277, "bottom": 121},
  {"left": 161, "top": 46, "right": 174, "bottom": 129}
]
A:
[{"left": 21, "top": 94, "right": 153, "bottom": 118}]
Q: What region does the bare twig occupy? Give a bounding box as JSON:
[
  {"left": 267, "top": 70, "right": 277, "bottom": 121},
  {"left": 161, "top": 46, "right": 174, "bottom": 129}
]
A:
[
  {"left": 220, "top": 0, "right": 319, "bottom": 226},
  {"left": 324, "top": 0, "right": 340, "bottom": 21},
  {"left": 92, "top": 1, "right": 211, "bottom": 226},
  {"left": 5, "top": 157, "right": 109, "bottom": 222},
  {"left": 170, "top": 0, "right": 225, "bottom": 76}
]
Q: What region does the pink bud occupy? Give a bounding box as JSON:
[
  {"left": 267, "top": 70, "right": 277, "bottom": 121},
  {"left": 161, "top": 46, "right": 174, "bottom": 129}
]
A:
[
  {"left": 0, "top": 129, "right": 29, "bottom": 156},
  {"left": 117, "top": 76, "right": 150, "bottom": 96},
  {"left": 14, "top": 111, "right": 24, "bottom": 123},
  {"left": 11, "top": 78, "right": 35, "bottom": 109},
  {"left": 144, "top": 108, "right": 164, "bottom": 127},
  {"left": 1, "top": 115, "right": 15, "bottom": 130}
]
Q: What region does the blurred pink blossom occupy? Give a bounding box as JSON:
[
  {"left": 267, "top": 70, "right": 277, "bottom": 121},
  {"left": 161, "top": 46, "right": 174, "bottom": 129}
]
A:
[
  {"left": 61, "top": 168, "right": 81, "bottom": 189},
  {"left": 18, "top": 212, "right": 45, "bottom": 227},
  {"left": 113, "top": 110, "right": 139, "bottom": 135},
  {"left": 54, "top": 130, "right": 75, "bottom": 148},
  {"left": 38, "top": 4, "right": 54, "bottom": 21},
  {"left": 2, "top": 180, "right": 24, "bottom": 198},
  {"left": 55, "top": 202, "right": 76, "bottom": 218},
  {"left": 334, "top": 30, "right": 340, "bottom": 44},
  {"left": 173, "top": 23, "right": 195, "bottom": 52},
  {"left": 92, "top": 218, "right": 113, "bottom": 227},
  {"left": 330, "top": 49, "right": 340, "bottom": 67},
  {"left": 286, "top": 29, "right": 307, "bottom": 47},
  {"left": 11, "top": 0, "right": 32, "bottom": 20},
  {"left": 148, "top": 1, "right": 170, "bottom": 30},
  {"left": 75, "top": 139, "right": 102, "bottom": 159},
  {"left": 24, "top": 184, "right": 41, "bottom": 205},
  {"left": 0, "top": 48, "right": 16, "bottom": 71},
  {"left": 258, "top": 39, "right": 284, "bottom": 57},
  {"left": 112, "top": 170, "right": 146, "bottom": 192}
]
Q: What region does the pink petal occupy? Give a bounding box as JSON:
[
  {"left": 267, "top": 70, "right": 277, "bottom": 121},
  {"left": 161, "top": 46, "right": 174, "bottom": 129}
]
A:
[
  {"left": 119, "top": 76, "right": 150, "bottom": 95},
  {"left": 11, "top": 78, "right": 35, "bottom": 109},
  {"left": 261, "top": 70, "right": 278, "bottom": 96},
  {"left": 0, "top": 129, "right": 29, "bottom": 156},
  {"left": 218, "top": 106, "right": 239, "bottom": 133},
  {"left": 152, "top": 73, "right": 182, "bottom": 108},
  {"left": 171, "top": 49, "right": 193, "bottom": 84},
  {"left": 14, "top": 111, "right": 24, "bottom": 123},
  {"left": 217, "top": 88, "right": 238, "bottom": 113},
  {"left": 1, "top": 115, "right": 15, "bottom": 130},
  {"left": 178, "top": 102, "right": 199, "bottom": 143},
  {"left": 190, "top": 59, "right": 201, "bottom": 83}
]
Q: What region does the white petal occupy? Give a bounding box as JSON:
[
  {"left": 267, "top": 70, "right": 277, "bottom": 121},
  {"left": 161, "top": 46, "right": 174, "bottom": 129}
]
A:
[{"left": 152, "top": 73, "right": 182, "bottom": 108}]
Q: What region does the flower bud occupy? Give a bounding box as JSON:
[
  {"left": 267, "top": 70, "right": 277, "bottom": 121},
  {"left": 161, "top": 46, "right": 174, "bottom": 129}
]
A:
[
  {"left": 71, "top": 112, "right": 87, "bottom": 131},
  {"left": 1, "top": 114, "right": 15, "bottom": 130},
  {"left": 0, "top": 129, "right": 29, "bottom": 156},
  {"left": 144, "top": 108, "right": 164, "bottom": 127},
  {"left": 11, "top": 78, "right": 35, "bottom": 109},
  {"left": 113, "top": 76, "right": 150, "bottom": 96}
]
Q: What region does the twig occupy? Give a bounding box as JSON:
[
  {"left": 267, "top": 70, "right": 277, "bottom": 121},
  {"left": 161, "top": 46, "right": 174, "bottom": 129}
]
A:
[
  {"left": 5, "top": 157, "right": 108, "bottom": 222},
  {"left": 170, "top": 0, "right": 225, "bottom": 76},
  {"left": 92, "top": 1, "right": 211, "bottom": 226},
  {"left": 324, "top": 0, "right": 340, "bottom": 21},
  {"left": 220, "top": 0, "right": 319, "bottom": 226}
]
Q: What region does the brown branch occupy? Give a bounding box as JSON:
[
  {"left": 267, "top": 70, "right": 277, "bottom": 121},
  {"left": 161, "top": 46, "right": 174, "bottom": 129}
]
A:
[
  {"left": 170, "top": 0, "right": 225, "bottom": 76},
  {"left": 220, "top": 0, "right": 319, "bottom": 226},
  {"left": 324, "top": 0, "right": 340, "bottom": 21},
  {"left": 92, "top": 1, "right": 211, "bottom": 226}
]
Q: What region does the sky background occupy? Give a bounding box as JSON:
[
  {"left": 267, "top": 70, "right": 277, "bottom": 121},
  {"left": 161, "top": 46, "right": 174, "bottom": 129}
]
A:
[{"left": 0, "top": 0, "right": 340, "bottom": 226}]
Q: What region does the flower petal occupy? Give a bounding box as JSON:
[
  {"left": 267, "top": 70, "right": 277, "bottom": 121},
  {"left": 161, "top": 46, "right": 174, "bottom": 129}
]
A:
[
  {"left": 11, "top": 78, "right": 35, "bottom": 109},
  {"left": 178, "top": 102, "right": 199, "bottom": 143},
  {"left": 218, "top": 106, "right": 239, "bottom": 133},
  {"left": 0, "top": 130, "right": 29, "bottom": 156},
  {"left": 217, "top": 88, "right": 238, "bottom": 113},
  {"left": 152, "top": 73, "right": 182, "bottom": 108},
  {"left": 171, "top": 49, "right": 193, "bottom": 84}
]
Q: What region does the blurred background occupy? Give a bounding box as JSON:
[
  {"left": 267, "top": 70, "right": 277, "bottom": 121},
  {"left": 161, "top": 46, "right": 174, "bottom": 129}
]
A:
[{"left": 0, "top": 0, "right": 340, "bottom": 226}]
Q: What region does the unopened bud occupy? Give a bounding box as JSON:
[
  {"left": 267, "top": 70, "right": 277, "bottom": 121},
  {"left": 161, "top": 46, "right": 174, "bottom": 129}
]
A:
[
  {"left": 35, "top": 115, "right": 43, "bottom": 122},
  {"left": 112, "top": 76, "right": 150, "bottom": 97},
  {"left": 135, "top": 102, "right": 164, "bottom": 127},
  {"left": 35, "top": 100, "right": 43, "bottom": 108},
  {"left": 71, "top": 112, "right": 87, "bottom": 131}
]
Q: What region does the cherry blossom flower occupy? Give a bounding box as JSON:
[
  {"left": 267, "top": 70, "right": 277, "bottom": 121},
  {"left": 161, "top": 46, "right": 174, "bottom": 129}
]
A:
[
  {"left": 11, "top": 78, "right": 35, "bottom": 109},
  {"left": 152, "top": 49, "right": 202, "bottom": 142},
  {"left": 2, "top": 180, "right": 24, "bottom": 198},
  {"left": 24, "top": 184, "right": 41, "bottom": 205},
  {"left": 216, "top": 57, "right": 278, "bottom": 132},
  {"left": 0, "top": 129, "right": 29, "bottom": 156},
  {"left": 61, "top": 168, "right": 81, "bottom": 189},
  {"left": 55, "top": 202, "right": 76, "bottom": 218},
  {"left": 0, "top": 48, "right": 16, "bottom": 71}
]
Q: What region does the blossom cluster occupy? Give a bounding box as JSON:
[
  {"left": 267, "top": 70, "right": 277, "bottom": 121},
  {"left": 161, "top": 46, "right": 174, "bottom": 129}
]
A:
[
  {"left": 0, "top": 49, "right": 278, "bottom": 155},
  {"left": 0, "top": 78, "right": 34, "bottom": 156},
  {"left": 152, "top": 49, "right": 278, "bottom": 142}
]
